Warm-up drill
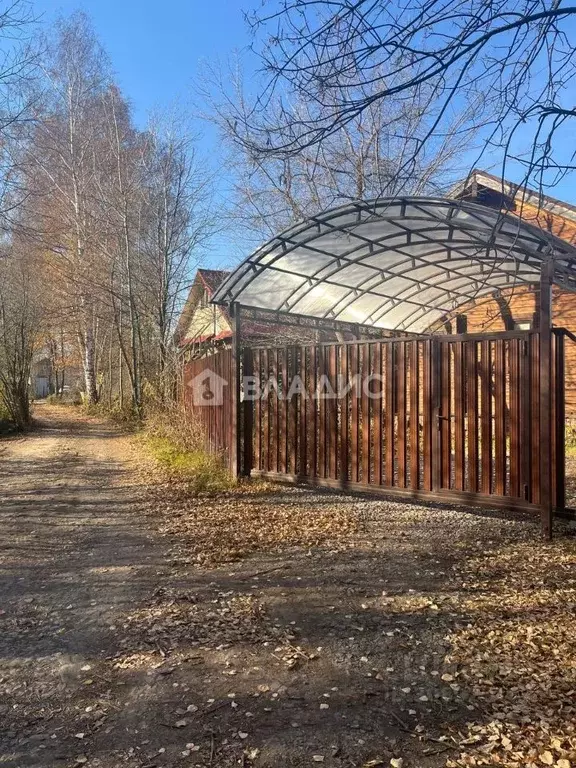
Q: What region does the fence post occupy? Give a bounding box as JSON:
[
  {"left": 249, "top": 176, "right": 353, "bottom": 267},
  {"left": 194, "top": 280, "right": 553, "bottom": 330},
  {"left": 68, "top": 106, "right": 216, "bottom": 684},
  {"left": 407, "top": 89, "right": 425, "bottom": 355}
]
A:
[
  {"left": 431, "top": 339, "right": 442, "bottom": 492},
  {"left": 230, "top": 303, "right": 242, "bottom": 479},
  {"left": 242, "top": 345, "right": 254, "bottom": 477},
  {"left": 553, "top": 330, "right": 566, "bottom": 511},
  {"left": 539, "top": 258, "right": 554, "bottom": 539}
]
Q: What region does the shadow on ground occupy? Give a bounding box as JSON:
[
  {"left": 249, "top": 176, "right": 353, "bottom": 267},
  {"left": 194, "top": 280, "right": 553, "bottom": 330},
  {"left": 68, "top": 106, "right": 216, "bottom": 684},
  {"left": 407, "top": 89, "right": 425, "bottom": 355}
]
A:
[{"left": 1, "top": 404, "right": 574, "bottom": 768}]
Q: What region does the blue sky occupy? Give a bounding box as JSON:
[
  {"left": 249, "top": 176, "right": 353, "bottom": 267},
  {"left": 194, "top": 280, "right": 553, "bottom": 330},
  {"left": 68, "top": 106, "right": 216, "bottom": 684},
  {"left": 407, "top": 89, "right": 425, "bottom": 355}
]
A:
[
  {"left": 33, "top": 0, "right": 256, "bottom": 267},
  {"left": 30, "top": 0, "right": 576, "bottom": 267},
  {"left": 34, "top": 0, "right": 251, "bottom": 126}
]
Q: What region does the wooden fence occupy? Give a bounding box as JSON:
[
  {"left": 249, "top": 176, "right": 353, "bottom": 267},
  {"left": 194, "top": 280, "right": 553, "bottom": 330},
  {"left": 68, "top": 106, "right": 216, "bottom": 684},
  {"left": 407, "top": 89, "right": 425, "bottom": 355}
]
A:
[
  {"left": 182, "top": 348, "right": 235, "bottom": 470},
  {"left": 182, "top": 330, "right": 567, "bottom": 517},
  {"left": 248, "top": 331, "right": 566, "bottom": 511}
]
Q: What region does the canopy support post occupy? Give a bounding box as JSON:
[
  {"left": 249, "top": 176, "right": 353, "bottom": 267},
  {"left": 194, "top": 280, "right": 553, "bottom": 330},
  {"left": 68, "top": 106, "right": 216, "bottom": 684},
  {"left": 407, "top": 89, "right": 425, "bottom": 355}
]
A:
[
  {"left": 539, "top": 257, "right": 554, "bottom": 539},
  {"left": 456, "top": 315, "right": 468, "bottom": 334},
  {"left": 230, "top": 303, "right": 242, "bottom": 479}
]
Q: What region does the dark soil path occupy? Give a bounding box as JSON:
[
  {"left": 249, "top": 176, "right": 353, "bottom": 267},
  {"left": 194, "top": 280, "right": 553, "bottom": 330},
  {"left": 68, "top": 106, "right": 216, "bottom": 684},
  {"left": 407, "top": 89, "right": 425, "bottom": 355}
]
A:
[{"left": 1, "top": 405, "right": 574, "bottom": 768}]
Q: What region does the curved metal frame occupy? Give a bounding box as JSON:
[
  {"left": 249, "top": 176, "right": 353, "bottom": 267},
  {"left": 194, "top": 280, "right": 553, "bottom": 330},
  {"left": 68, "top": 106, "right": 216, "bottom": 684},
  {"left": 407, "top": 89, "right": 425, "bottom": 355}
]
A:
[{"left": 212, "top": 197, "right": 576, "bottom": 332}]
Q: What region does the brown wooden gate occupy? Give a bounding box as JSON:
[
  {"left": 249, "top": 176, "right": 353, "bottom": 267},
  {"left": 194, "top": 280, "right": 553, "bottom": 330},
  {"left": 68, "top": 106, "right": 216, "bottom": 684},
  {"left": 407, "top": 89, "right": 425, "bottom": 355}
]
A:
[{"left": 248, "top": 331, "right": 565, "bottom": 513}]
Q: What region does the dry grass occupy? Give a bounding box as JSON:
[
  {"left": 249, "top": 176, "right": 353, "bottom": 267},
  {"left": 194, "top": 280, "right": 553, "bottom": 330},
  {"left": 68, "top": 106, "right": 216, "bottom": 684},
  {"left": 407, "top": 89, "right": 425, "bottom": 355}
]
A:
[
  {"left": 135, "top": 397, "right": 235, "bottom": 494},
  {"left": 143, "top": 434, "right": 234, "bottom": 494}
]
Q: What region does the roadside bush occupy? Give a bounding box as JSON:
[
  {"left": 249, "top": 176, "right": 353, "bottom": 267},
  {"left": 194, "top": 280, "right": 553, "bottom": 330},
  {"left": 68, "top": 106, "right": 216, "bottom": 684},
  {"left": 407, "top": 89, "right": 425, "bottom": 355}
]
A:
[
  {"left": 0, "top": 391, "right": 16, "bottom": 434},
  {"left": 145, "top": 434, "right": 233, "bottom": 494},
  {"left": 142, "top": 397, "right": 234, "bottom": 494},
  {"left": 83, "top": 398, "right": 140, "bottom": 426},
  {"left": 144, "top": 396, "right": 205, "bottom": 453}
]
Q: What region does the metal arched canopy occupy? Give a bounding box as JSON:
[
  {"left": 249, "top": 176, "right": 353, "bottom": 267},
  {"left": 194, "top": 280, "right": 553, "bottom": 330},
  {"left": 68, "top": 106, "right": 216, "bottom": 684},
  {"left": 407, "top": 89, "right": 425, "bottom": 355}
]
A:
[{"left": 212, "top": 197, "right": 576, "bottom": 333}]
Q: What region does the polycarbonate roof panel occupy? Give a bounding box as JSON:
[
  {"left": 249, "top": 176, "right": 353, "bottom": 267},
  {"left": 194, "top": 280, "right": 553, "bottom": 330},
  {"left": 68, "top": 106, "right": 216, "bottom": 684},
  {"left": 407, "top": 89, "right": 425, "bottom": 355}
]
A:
[{"left": 213, "top": 197, "right": 576, "bottom": 332}]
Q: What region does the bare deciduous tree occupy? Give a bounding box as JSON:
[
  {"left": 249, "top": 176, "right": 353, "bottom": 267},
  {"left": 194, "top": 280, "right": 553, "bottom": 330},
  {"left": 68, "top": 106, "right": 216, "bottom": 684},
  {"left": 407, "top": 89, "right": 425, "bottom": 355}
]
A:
[
  {"left": 0, "top": 11, "right": 217, "bottom": 420},
  {"left": 201, "top": 52, "right": 482, "bottom": 239},
  {"left": 0, "top": 241, "right": 42, "bottom": 427},
  {"left": 230, "top": 0, "right": 576, "bottom": 195},
  {"left": 22, "top": 12, "right": 112, "bottom": 404},
  {"left": 139, "top": 116, "right": 216, "bottom": 395}
]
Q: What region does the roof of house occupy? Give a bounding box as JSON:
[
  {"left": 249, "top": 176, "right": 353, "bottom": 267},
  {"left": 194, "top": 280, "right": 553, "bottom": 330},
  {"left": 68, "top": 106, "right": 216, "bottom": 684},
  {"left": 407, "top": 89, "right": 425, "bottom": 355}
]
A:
[
  {"left": 197, "top": 268, "right": 231, "bottom": 295},
  {"left": 451, "top": 169, "right": 576, "bottom": 243},
  {"left": 174, "top": 269, "right": 231, "bottom": 346}
]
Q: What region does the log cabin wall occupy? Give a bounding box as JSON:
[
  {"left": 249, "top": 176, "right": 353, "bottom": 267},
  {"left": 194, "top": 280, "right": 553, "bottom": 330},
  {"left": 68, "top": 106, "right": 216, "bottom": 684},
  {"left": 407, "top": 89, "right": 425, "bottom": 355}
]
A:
[
  {"left": 450, "top": 177, "right": 576, "bottom": 417},
  {"left": 452, "top": 286, "right": 576, "bottom": 417}
]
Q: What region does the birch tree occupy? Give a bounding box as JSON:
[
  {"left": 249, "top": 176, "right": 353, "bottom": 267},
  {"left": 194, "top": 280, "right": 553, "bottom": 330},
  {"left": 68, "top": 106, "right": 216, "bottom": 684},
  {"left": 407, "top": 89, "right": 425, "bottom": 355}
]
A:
[
  {"left": 97, "top": 84, "right": 146, "bottom": 412},
  {"left": 24, "top": 12, "right": 111, "bottom": 404},
  {"left": 7, "top": 12, "right": 217, "bottom": 414}
]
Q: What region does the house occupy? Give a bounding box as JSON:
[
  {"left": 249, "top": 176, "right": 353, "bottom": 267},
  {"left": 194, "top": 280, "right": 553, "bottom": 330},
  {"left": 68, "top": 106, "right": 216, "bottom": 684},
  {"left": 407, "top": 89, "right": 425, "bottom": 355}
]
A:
[
  {"left": 452, "top": 169, "right": 576, "bottom": 245},
  {"left": 30, "top": 340, "right": 84, "bottom": 399},
  {"left": 448, "top": 170, "right": 576, "bottom": 413},
  {"left": 175, "top": 268, "right": 339, "bottom": 359},
  {"left": 445, "top": 169, "right": 576, "bottom": 335},
  {"left": 30, "top": 352, "right": 51, "bottom": 398},
  {"left": 174, "top": 269, "right": 234, "bottom": 358}
]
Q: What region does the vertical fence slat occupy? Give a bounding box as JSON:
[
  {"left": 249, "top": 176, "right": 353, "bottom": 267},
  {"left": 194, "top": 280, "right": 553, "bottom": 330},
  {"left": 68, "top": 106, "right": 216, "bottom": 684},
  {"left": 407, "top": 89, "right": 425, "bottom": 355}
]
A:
[
  {"left": 262, "top": 349, "right": 269, "bottom": 472},
  {"left": 270, "top": 350, "right": 278, "bottom": 472},
  {"left": 554, "top": 331, "right": 566, "bottom": 510},
  {"left": 454, "top": 341, "right": 465, "bottom": 491},
  {"left": 253, "top": 349, "right": 261, "bottom": 471},
  {"left": 519, "top": 336, "right": 531, "bottom": 500},
  {"left": 480, "top": 340, "right": 492, "bottom": 495},
  {"left": 318, "top": 347, "right": 327, "bottom": 478},
  {"left": 441, "top": 341, "right": 451, "bottom": 489},
  {"left": 307, "top": 346, "right": 317, "bottom": 477},
  {"left": 422, "top": 339, "right": 433, "bottom": 491},
  {"left": 509, "top": 339, "right": 520, "bottom": 498},
  {"left": 279, "top": 349, "right": 287, "bottom": 474},
  {"left": 385, "top": 342, "right": 395, "bottom": 486},
  {"left": 329, "top": 345, "right": 338, "bottom": 480},
  {"left": 373, "top": 343, "right": 383, "bottom": 485},
  {"left": 361, "top": 344, "right": 371, "bottom": 483},
  {"left": 494, "top": 339, "right": 506, "bottom": 496},
  {"left": 466, "top": 340, "right": 479, "bottom": 494},
  {"left": 324, "top": 345, "right": 330, "bottom": 478},
  {"left": 340, "top": 345, "right": 349, "bottom": 486},
  {"left": 286, "top": 346, "right": 296, "bottom": 475},
  {"left": 397, "top": 342, "right": 407, "bottom": 487},
  {"left": 531, "top": 333, "right": 541, "bottom": 505},
  {"left": 298, "top": 346, "right": 307, "bottom": 477},
  {"left": 409, "top": 341, "right": 420, "bottom": 491},
  {"left": 242, "top": 347, "right": 254, "bottom": 477},
  {"left": 552, "top": 332, "right": 557, "bottom": 508},
  {"left": 350, "top": 344, "right": 360, "bottom": 483},
  {"left": 431, "top": 340, "right": 442, "bottom": 491}
]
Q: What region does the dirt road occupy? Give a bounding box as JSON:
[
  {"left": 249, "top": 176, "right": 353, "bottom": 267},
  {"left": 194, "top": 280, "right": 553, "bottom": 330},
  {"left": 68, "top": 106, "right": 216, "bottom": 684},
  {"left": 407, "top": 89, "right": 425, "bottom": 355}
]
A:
[
  {"left": 1, "top": 405, "right": 574, "bottom": 768},
  {"left": 0, "top": 406, "right": 174, "bottom": 766}
]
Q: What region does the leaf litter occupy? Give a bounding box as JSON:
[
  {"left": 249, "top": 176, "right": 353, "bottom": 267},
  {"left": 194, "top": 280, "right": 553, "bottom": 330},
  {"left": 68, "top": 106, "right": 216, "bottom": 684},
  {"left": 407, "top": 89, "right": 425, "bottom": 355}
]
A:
[
  {"left": 140, "top": 456, "right": 576, "bottom": 767},
  {"left": 4, "top": 409, "right": 576, "bottom": 768},
  {"left": 444, "top": 537, "right": 576, "bottom": 767},
  {"left": 144, "top": 468, "right": 358, "bottom": 566}
]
